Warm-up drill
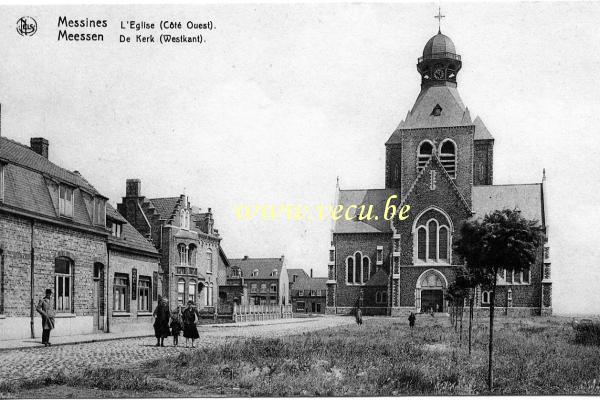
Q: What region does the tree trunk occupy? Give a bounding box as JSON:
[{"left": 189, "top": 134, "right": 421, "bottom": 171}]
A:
[
  {"left": 469, "top": 292, "right": 474, "bottom": 356},
  {"left": 488, "top": 269, "right": 498, "bottom": 392}
]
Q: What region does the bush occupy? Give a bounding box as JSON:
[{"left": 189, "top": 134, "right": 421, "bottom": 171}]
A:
[{"left": 573, "top": 321, "right": 600, "bottom": 345}]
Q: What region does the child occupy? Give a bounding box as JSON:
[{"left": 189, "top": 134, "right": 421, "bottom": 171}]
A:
[
  {"left": 408, "top": 312, "right": 416, "bottom": 334},
  {"left": 170, "top": 305, "right": 183, "bottom": 347}
]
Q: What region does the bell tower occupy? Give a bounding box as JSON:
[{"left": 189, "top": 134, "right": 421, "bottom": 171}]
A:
[{"left": 416, "top": 10, "right": 462, "bottom": 89}]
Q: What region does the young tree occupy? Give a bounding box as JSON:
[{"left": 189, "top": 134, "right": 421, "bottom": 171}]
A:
[{"left": 454, "top": 209, "right": 544, "bottom": 391}]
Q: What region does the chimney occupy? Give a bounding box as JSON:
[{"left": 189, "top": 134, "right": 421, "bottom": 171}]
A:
[
  {"left": 30, "top": 137, "right": 49, "bottom": 159},
  {"left": 126, "top": 178, "right": 141, "bottom": 197},
  {"left": 243, "top": 255, "right": 249, "bottom": 260},
  {"left": 310, "top": 268, "right": 313, "bottom": 278}
]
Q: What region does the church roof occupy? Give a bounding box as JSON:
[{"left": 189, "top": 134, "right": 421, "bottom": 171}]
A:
[
  {"left": 472, "top": 184, "right": 543, "bottom": 223},
  {"left": 423, "top": 32, "right": 456, "bottom": 57},
  {"left": 333, "top": 188, "right": 399, "bottom": 234},
  {"left": 474, "top": 116, "right": 494, "bottom": 140}
]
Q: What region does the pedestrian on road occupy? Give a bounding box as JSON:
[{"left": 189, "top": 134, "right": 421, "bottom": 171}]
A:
[
  {"left": 170, "top": 305, "right": 183, "bottom": 347},
  {"left": 355, "top": 307, "right": 363, "bottom": 326},
  {"left": 153, "top": 297, "right": 171, "bottom": 347},
  {"left": 182, "top": 301, "right": 200, "bottom": 348},
  {"left": 36, "top": 289, "right": 55, "bottom": 346},
  {"left": 408, "top": 312, "right": 416, "bottom": 335}
]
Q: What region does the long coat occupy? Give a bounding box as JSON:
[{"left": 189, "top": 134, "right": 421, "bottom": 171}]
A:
[
  {"left": 36, "top": 297, "right": 55, "bottom": 330},
  {"left": 153, "top": 303, "right": 171, "bottom": 338}
]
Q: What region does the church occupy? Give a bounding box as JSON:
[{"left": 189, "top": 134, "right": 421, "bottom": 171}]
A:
[{"left": 325, "top": 23, "right": 552, "bottom": 317}]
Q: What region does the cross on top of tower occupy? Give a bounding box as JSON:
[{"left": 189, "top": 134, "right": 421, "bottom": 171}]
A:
[{"left": 434, "top": 7, "right": 445, "bottom": 33}]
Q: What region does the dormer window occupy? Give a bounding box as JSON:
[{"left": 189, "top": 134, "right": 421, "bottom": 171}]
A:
[
  {"left": 59, "top": 185, "right": 74, "bottom": 218},
  {"left": 417, "top": 141, "right": 433, "bottom": 173},
  {"left": 231, "top": 267, "right": 240, "bottom": 277},
  {"left": 431, "top": 104, "right": 442, "bottom": 117},
  {"left": 108, "top": 220, "right": 122, "bottom": 238},
  {"left": 251, "top": 269, "right": 259, "bottom": 277},
  {"left": 270, "top": 269, "right": 278, "bottom": 277},
  {"left": 94, "top": 198, "right": 106, "bottom": 226},
  {"left": 180, "top": 209, "right": 190, "bottom": 230}
]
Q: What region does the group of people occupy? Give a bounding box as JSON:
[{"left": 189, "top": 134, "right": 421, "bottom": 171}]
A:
[
  {"left": 355, "top": 306, "right": 417, "bottom": 332},
  {"left": 153, "top": 297, "right": 202, "bottom": 347}
]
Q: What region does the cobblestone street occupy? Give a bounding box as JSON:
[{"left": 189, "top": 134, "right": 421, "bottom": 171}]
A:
[{"left": 0, "top": 317, "right": 353, "bottom": 382}]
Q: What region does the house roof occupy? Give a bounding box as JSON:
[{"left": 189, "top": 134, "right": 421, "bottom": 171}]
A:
[
  {"left": 291, "top": 276, "right": 327, "bottom": 291},
  {"left": 106, "top": 204, "right": 159, "bottom": 255},
  {"left": 472, "top": 184, "right": 544, "bottom": 224},
  {"left": 364, "top": 268, "right": 389, "bottom": 287},
  {"left": 287, "top": 268, "right": 310, "bottom": 281},
  {"left": 148, "top": 197, "right": 180, "bottom": 219},
  {"left": 229, "top": 257, "right": 284, "bottom": 279},
  {"left": 1, "top": 138, "right": 107, "bottom": 230},
  {"left": 0, "top": 136, "right": 100, "bottom": 195},
  {"left": 333, "top": 189, "right": 399, "bottom": 234}
]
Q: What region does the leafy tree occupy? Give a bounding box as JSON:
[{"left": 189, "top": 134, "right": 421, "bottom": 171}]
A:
[{"left": 453, "top": 209, "right": 544, "bottom": 391}]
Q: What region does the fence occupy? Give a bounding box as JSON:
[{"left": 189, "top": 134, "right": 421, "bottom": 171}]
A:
[{"left": 232, "top": 304, "right": 293, "bottom": 322}]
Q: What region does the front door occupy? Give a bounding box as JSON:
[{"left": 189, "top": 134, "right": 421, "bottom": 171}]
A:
[
  {"left": 93, "top": 263, "right": 105, "bottom": 331},
  {"left": 421, "top": 290, "right": 443, "bottom": 313}
]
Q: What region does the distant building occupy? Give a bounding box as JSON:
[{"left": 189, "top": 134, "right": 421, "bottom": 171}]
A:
[
  {"left": 227, "top": 256, "right": 290, "bottom": 306},
  {"left": 0, "top": 136, "right": 161, "bottom": 340},
  {"left": 289, "top": 270, "right": 327, "bottom": 314},
  {"left": 117, "top": 179, "right": 222, "bottom": 312}
]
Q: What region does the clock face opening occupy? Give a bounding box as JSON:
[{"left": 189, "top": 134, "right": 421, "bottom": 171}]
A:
[{"left": 434, "top": 69, "right": 445, "bottom": 80}]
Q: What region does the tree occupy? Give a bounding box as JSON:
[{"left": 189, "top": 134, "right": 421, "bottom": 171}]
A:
[{"left": 453, "top": 209, "right": 544, "bottom": 391}]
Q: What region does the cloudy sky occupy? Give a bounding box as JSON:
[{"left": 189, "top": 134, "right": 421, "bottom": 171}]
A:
[{"left": 1, "top": 2, "right": 598, "bottom": 315}]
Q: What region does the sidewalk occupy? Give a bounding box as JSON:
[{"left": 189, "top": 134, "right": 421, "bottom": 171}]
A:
[{"left": 0, "top": 317, "right": 316, "bottom": 351}]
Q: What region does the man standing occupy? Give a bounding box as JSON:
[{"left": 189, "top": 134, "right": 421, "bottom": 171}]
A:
[{"left": 36, "top": 289, "right": 55, "bottom": 346}]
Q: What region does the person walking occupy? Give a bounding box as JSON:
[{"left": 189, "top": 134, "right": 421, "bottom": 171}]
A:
[
  {"left": 153, "top": 297, "right": 171, "bottom": 347},
  {"left": 36, "top": 289, "right": 55, "bottom": 346},
  {"left": 408, "top": 312, "right": 416, "bottom": 335},
  {"left": 182, "top": 301, "right": 200, "bottom": 348},
  {"left": 170, "top": 305, "right": 183, "bottom": 347},
  {"left": 355, "top": 306, "right": 363, "bottom": 326}
]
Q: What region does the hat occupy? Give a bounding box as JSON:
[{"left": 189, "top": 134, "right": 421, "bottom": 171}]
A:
[
  {"left": 187, "top": 300, "right": 195, "bottom": 306},
  {"left": 45, "top": 289, "right": 52, "bottom": 296}
]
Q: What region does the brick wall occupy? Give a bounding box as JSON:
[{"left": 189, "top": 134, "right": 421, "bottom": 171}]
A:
[{"left": 473, "top": 139, "right": 494, "bottom": 185}]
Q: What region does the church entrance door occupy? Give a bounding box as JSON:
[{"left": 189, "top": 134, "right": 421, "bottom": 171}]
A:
[{"left": 421, "top": 289, "right": 443, "bottom": 313}]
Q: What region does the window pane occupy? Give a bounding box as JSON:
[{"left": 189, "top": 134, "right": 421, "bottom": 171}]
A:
[
  {"left": 363, "top": 257, "right": 369, "bottom": 281},
  {"left": 522, "top": 267, "right": 530, "bottom": 283},
  {"left": 439, "top": 227, "right": 448, "bottom": 261},
  {"left": 347, "top": 258, "right": 353, "bottom": 283},
  {"left": 55, "top": 258, "right": 70, "bottom": 274},
  {"left": 355, "top": 254, "right": 362, "bottom": 284},
  {"left": 428, "top": 221, "right": 437, "bottom": 260},
  {"left": 418, "top": 227, "right": 426, "bottom": 260}
]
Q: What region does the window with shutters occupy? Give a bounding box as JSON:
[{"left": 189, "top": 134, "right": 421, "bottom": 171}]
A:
[
  {"left": 439, "top": 139, "right": 457, "bottom": 178},
  {"left": 417, "top": 141, "right": 434, "bottom": 172}
]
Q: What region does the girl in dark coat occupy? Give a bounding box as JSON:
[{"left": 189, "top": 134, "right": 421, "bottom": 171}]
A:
[
  {"left": 170, "top": 305, "right": 183, "bottom": 347},
  {"left": 356, "top": 307, "right": 363, "bottom": 326},
  {"left": 153, "top": 297, "right": 171, "bottom": 347},
  {"left": 183, "top": 301, "right": 200, "bottom": 348}
]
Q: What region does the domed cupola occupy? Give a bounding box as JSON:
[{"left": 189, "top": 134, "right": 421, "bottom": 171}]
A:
[{"left": 417, "top": 31, "right": 462, "bottom": 88}]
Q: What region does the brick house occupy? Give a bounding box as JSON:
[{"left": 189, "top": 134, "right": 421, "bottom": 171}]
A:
[
  {"left": 0, "top": 136, "right": 161, "bottom": 341},
  {"left": 327, "top": 30, "right": 552, "bottom": 317},
  {"left": 228, "top": 256, "right": 290, "bottom": 306},
  {"left": 289, "top": 272, "right": 327, "bottom": 314},
  {"left": 117, "top": 179, "right": 222, "bottom": 312}
]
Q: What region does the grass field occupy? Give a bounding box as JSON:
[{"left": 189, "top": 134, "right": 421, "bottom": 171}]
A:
[{"left": 3, "top": 315, "right": 600, "bottom": 397}]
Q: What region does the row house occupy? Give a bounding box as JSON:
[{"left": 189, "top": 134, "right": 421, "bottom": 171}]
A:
[
  {"left": 227, "top": 256, "right": 290, "bottom": 306},
  {"left": 288, "top": 269, "right": 327, "bottom": 314},
  {"left": 0, "top": 136, "right": 161, "bottom": 340}
]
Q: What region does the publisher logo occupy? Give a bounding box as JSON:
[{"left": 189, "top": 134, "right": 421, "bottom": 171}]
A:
[{"left": 16, "top": 17, "right": 37, "bottom": 37}]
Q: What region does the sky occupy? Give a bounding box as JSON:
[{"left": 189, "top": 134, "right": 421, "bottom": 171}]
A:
[{"left": 0, "top": 2, "right": 598, "bottom": 315}]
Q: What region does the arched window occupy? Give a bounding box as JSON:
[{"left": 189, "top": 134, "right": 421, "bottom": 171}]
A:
[
  {"left": 208, "top": 283, "right": 214, "bottom": 306},
  {"left": 346, "top": 257, "right": 354, "bottom": 284},
  {"left": 188, "top": 244, "right": 197, "bottom": 266},
  {"left": 417, "top": 141, "right": 433, "bottom": 172},
  {"left": 177, "top": 279, "right": 185, "bottom": 305},
  {"left": 481, "top": 291, "right": 490, "bottom": 305},
  {"left": 393, "top": 163, "right": 400, "bottom": 185},
  {"left": 188, "top": 280, "right": 196, "bottom": 303},
  {"left": 439, "top": 139, "right": 456, "bottom": 178},
  {"left": 55, "top": 257, "right": 73, "bottom": 312},
  {"left": 362, "top": 256, "right": 370, "bottom": 282},
  {"left": 178, "top": 244, "right": 188, "bottom": 265},
  {"left": 355, "top": 253, "right": 362, "bottom": 284},
  {"left": 414, "top": 208, "right": 452, "bottom": 264}
]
